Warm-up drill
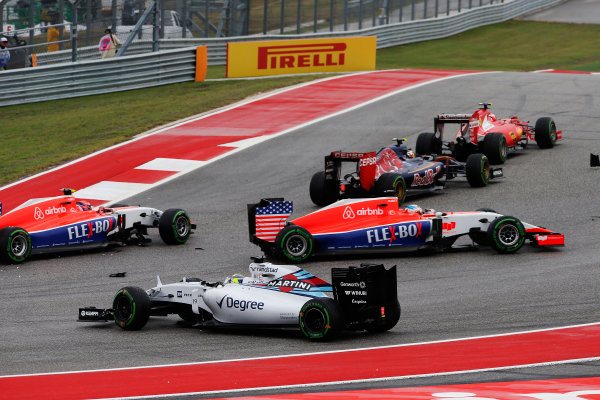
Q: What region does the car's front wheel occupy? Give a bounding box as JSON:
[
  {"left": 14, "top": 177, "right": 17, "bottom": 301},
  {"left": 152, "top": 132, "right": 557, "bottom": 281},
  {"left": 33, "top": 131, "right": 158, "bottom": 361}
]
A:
[
  {"left": 534, "top": 117, "right": 558, "bottom": 149},
  {"left": 482, "top": 132, "right": 507, "bottom": 164},
  {"left": 0, "top": 227, "right": 32, "bottom": 264},
  {"left": 112, "top": 286, "right": 151, "bottom": 330},
  {"left": 487, "top": 216, "right": 525, "bottom": 253},
  {"left": 159, "top": 208, "right": 192, "bottom": 245},
  {"left": 465, "top": 153, "right": 490, "bottom": 187}
]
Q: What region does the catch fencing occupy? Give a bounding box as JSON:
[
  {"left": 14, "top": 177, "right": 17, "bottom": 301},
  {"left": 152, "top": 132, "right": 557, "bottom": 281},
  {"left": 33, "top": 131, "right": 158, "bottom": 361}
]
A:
[{"left": 1, "top": 0, "right": 563, "bottom": 106}]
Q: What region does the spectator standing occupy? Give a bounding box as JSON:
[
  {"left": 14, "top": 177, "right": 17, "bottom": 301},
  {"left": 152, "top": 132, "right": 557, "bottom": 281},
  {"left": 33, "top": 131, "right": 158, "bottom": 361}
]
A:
[
  {"left": 98, "top": 29, "right": 122, "bottom": 59},
  {"left": 0, "top": 37, "right": 10, "bottom": 70},
  {"left": 47, "top": 25, "right": 64, "bottom": 52}
]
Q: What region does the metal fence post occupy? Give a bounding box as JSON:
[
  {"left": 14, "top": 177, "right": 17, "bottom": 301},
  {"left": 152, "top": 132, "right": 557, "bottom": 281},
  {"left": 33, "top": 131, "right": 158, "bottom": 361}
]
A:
[
  {"left": 313, "top": 0, "right": 318, "bottom": 32},
  {"left": 446, "top": 0, "right": 449, "bottom": 15},
  {"left": 329, "top": 0, "right": 333, "bottom": 31},
  {"left": 263, "top": 0, "right": 267, "bottom": 34},
  {"left": 423, "top": 0, "right": 427, "bottom": 18},
  {"left": 344, "top": 0, "right": 348, "bottom": 30},
  {"left": 296, "top": 0, "right": 301, "bottom": 33},
  {"left": 280, "top": 0, "right": 284, "bottom": 34},
  {"left": 152, "top": 0, "right": 159, "bottom": 51},
  {"left": 399, "top": 0, "right": 403, "bottom": 22},
  {"left": 411, "top": 0, "right": 414, "bottom": 20}
]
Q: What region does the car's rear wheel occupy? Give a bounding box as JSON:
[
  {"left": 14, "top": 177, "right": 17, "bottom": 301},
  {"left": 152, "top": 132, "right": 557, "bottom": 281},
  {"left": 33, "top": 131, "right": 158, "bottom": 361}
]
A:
[
  {"left": 299, "top": 298, "right": 343, "bottom": 341},
  {"left": 0, "top": 227, "right": 32, "bottom": 264},
  {"left": 309, "top": 171, "right": 339, "bottom": 206},
  {"left": 487, "top": 216, "right": 525, "bottom": 253},
  {"left": 112, "top": 286, "right": 151, "bottom": 330},
  {"left": 159, "top": 208, "right": 192, "bottom": 245},
  {"left": 465, "top": 153, "right": 490, "bottom": 187},
  {"left": 275, "top": 225, "right": 314, "bottom": 262},
  {"left": 375, "top": 173, "right": 407, "bottom": 204},
  {"left": 534, "top": 117, "right": 557, "bottom": 149},
  {"left": 482, "top": 132, "right": 507, "bottom": 164},
  {"left": 415, "top": 132, "right": 441, "bottom": 156}
]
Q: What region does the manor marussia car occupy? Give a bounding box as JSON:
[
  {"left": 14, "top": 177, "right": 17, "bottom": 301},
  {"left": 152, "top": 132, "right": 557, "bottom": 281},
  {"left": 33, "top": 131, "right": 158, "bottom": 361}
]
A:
[
  {"left": 0, "top": 189, "right": 195, "bottom": 263},
  {"left": 79, "top": 260, "right": 400, "bottom": 341},
  {"left": 248, "top": 197, "right": 564, "bottom": 262}
]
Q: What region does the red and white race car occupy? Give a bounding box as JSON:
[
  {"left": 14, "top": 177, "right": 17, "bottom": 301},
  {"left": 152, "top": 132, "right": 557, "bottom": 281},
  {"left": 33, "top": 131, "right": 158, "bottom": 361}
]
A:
[
  {"left": 0, "top": 189, "right": 195, "bottom": 264},
  {"left": 415, "top": 103, "right": 562, "bottom": 164},
  {"left": 248, "top": 197, "right": 564, "bottom": 263}
]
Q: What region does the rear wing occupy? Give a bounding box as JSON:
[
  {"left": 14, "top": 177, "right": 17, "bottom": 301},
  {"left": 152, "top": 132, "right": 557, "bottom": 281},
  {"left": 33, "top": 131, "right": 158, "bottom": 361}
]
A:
[
  {"left": 247, "top": 198, "right": 293, "bottom": 250},
  {"left": 324, "top": 151, "right": 377, "bottom": 191},
  {"left": 434, "top": 113, "right": 471, "bottom": 137},
  {"left": 331, "top": 263, "right": 398, "bottom": 329}
]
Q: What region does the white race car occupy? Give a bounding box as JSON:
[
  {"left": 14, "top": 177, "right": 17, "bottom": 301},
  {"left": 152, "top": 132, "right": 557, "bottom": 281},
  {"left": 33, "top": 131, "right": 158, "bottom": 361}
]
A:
[{"left": 79, "top": 260, "right": 400, "bottom": 341}]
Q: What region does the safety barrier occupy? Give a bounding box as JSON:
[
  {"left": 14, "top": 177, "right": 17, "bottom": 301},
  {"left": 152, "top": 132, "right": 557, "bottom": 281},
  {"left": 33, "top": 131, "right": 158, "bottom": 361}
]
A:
[{"left": 1, "top": 0, "right": 562, "bottom": 106}]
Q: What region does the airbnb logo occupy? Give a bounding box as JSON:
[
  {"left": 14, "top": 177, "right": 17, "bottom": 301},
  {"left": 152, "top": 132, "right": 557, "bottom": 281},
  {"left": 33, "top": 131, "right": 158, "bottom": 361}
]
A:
[
  {"left": 34, "top": 207, "right": 45, "bottom": 220},
  {"left": 343, "top": 206, "right": 355, "bottom": 219}
]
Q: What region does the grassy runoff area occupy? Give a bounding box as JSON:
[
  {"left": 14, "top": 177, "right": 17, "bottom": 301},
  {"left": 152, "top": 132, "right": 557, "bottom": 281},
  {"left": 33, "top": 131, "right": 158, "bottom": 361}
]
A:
[{"left": 2, "top": 20, "right": 599, "bottom": 186}]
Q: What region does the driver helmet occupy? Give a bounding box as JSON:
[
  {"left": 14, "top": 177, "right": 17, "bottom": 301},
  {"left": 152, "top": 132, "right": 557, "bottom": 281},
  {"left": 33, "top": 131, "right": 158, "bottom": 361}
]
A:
[
  {"left": 405, "top": 204, "right": 423, "bottom": 214},
  {"left": 76, "top": 201, "right": 92, "bottom": 211},
  {"left": 406, "top": 150, "right": 415, "bottom": 159},
  {"left": 231, "top": 274, "right": 245, "bottom": 284}
]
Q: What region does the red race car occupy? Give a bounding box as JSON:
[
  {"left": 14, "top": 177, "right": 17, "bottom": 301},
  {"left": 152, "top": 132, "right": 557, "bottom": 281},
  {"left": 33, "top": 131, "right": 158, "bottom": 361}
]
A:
[
  {"left": 415, "top": 103, "right": 562, "bottom": 164},
  {"left": 0, "top": 189, "right": 195, "bottom": 264},
  {"left": 248, "top": 197, "right": 564, "bottom": 263}
]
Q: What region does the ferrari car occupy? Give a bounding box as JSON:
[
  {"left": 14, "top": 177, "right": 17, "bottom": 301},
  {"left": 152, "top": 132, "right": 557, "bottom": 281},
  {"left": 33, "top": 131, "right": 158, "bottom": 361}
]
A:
[
  {"left": 79, "top": 260, "right": 400, "bottom": 341},
  {"left": 0, "top": 189, "right": 195, "bottom": 264},
  {"left": 415, "top": 103, "right": 562, "bottom": 164},
  {"left": 248, "top": 197, "right": 564, "bottom": 263},
  {"left": 309, "top": 139, "right": 502, "bottom": 207}
]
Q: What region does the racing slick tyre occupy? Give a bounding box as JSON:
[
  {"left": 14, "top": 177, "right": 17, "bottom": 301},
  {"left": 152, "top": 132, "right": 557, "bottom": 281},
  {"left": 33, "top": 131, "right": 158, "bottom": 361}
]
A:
[
  {"left": 486, "top": 216, "right": 526, "bottom": 254},
  {"left": 159, "top": 208, "right": 192, "bottom": 245},
  {"left": 112, "top": 286, "right": 151, "bottom": 330},
  {"left": 0, "top": 227, "right": 32, "bottom": 264},
  {"left": 482, "top": 132, "right": 507, "bottom": 164},
  {"left": 534, "top": 117, "right": 557, "bottom": 149},
  {"left": 465, "top": 153, "right": 490, "bottom": 187},
  {"left": 415, "top": 132, "right": 442, "bottom": 156},
  {"left": 375, "top": 173, "right": 407, "bottom": 204},
  {"left": 309, "top": 171, "right": 339, "bottom": 206},
  {"left": 299, "top": 298, "right": 344, "bottom": 341},
  {"left": 365, "top": 299, "right": 401, "bottom": 333},
  {"left": 275, "top": 225, "right": 314, "bottom": 263}
]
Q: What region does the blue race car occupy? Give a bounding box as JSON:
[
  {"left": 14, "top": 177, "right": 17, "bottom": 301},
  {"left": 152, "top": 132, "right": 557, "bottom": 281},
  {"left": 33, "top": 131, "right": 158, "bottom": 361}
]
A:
[{"left": 309, "top": 139, "right": 502, "bottom": 206}]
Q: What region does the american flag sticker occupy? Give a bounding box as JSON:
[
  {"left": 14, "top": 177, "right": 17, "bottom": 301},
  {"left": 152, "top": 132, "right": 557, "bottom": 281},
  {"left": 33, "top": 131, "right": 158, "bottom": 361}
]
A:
[{"left": 255, "top": 201, "right": 293, "bottom": 242}]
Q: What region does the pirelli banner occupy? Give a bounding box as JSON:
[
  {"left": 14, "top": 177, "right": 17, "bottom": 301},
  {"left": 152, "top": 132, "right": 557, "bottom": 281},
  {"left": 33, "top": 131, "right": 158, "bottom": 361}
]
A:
[{"left": 226, "top": 36, "right": 377, "bottom": 78}]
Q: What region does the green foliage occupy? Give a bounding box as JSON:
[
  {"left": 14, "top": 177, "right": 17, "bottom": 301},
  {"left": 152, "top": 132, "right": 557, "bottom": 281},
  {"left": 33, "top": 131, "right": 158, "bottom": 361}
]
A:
[{"left": 2, "top": 20, "right": 599, "bottom": 186}]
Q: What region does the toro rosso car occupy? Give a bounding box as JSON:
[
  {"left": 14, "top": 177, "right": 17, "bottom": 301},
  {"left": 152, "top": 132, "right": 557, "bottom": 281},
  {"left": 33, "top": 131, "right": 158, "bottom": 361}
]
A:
[
  {"left": 248, "top": 197, "right": 564, "bottom": 263},
  {"left": 79, "top": 260, "right": 400, "bottom": 341},
  {"left": 309, "top": 139, "right": 502, "bottom": 207},
  {"left": 0, "top": 189, "right": 195, "bottom": 264},
  {"left": 415, "top": 103, "right": 562, "bottom": 164}
]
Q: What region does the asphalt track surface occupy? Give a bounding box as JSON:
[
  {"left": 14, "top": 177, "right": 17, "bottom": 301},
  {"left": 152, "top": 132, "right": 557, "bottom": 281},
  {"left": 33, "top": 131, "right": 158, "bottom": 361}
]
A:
[{"left": 1, "top": 70, "right": 599, "bottom": 397}]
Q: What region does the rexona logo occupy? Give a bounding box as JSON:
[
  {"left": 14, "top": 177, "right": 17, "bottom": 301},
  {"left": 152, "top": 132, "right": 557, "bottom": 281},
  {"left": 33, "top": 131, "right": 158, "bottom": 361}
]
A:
[
  {"left": 366, "top": 222, "right": 424, "bottom": 244},
  {"left": 67, "top": 219, "right": 114, "bottom": 240},
  {"left": 258, "top": 43, "right": 346, "bottom": 70},
  {"left": 216, "top": 295, "right": 265, "bottom": 311},
  {"left": 267, "top": 279, "right": 312, "bottom": 290}
]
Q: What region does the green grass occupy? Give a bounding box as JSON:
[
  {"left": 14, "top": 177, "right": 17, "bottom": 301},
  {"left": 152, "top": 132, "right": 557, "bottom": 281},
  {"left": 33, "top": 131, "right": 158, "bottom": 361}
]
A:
[{"left": 3, "top": 20, "right": 600, "bottom": 187}]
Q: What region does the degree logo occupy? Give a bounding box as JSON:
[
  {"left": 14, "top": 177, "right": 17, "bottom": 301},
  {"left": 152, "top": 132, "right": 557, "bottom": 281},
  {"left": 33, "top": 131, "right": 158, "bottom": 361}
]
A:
[{"left": 343, "top": 206, "right": 356, "bottom": 220}]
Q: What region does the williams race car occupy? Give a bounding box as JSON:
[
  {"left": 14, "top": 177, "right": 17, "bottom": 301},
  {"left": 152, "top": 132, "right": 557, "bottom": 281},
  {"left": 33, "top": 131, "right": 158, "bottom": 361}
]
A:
[
  {"left": 248, "top": 197, "right": 564, "bottom": 263},
  {"left": 79, "top": 260, "right": 400, "bottom": 341},
  {"left": 415, "top": 103, "right": 562, "bottom": 164},
  {"left": 0, "top": 189, "right": 195, "bottom": 264},
  {"left": 309, "top": 139, "right": 502, "bottom": 207}
]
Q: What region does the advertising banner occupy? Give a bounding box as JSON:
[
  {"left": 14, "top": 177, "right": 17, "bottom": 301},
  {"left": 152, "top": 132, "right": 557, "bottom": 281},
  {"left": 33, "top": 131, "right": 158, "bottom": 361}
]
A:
[{"left": 227, "top": 36, "right": 376, "bottom": 78}]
